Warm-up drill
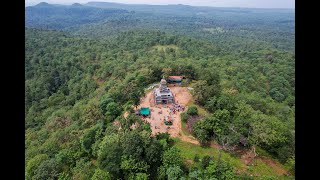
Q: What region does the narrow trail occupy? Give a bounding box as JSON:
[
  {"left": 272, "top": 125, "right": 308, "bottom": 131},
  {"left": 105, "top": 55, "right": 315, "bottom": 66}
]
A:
[
  {"left": 178, "top": 134, "right": 200, "bottom": 145},
  {"left": 258, "top": 157, "right": 289, "bottom": 175}
]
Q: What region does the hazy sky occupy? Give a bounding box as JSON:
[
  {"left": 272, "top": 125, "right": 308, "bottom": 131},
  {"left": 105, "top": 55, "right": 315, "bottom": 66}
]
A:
[{"left": 25, "top": 0, "right": 295, "bottom": 9}]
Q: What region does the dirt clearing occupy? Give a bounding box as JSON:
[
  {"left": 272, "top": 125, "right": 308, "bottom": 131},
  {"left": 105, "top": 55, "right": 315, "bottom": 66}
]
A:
[{"left": 137, "top": 85, "right": 192, "bottom": 137}]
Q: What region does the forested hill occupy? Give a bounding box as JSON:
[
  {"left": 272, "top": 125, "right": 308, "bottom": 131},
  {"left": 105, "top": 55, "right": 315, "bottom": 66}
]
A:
[
  {"left": 85, "top": 1, "right": 294, "bottom": 16},
  {"left": 25, "top": 2, "right": 295, "bottom": 179},
  {"left": 25, "top": 27, "right": 295, "bottom": 179},
  {"left": 26, "top": 2, "right": 294, "bottom": 53},
  {"left": 25, "top": 3, "right": 130, "bottom": 29}
]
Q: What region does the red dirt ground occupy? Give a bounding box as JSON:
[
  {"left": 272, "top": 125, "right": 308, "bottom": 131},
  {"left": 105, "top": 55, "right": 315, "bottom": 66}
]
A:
[{"left": 137, "top": 86, "right": 192, "bottom": 137}]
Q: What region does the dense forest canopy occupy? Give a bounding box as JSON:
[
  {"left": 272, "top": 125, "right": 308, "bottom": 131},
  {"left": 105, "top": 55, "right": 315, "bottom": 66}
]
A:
[
  {"left": 25, "top": 2, "right": 295, "bottom": 180},
  {"left": 26, "top": 2, "right": 294, "bottom": 53}
]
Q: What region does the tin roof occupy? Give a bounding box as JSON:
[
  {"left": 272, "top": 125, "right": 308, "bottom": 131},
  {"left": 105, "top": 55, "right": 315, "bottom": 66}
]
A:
[
  {"left": 168, "top": 76, "right": 183, "bottom": 79},
  {"left": 140, "top": 107, "right": 150, "bottom": 115}
]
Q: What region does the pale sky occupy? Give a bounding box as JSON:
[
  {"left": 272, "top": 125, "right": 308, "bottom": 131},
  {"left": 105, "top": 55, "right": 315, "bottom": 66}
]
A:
[{"left": 25, "top": 0, "right": 295, "bottom": 9}]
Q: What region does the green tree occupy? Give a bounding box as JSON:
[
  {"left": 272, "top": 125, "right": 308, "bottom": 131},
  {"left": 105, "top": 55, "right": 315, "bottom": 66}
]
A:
[
  {"left": 71, "top": 158, "right": 95, "bottom": 180},
  {"left": 204, "top": 160, "right": 217, "bottom": 178},
  {"left": 91, "top": 168, "right": 112, "bottom": 180},
  {"left": 157, "top": 166, "right": 167, "bottom": 180},
  {"left": 187, "top": 105, "right": 198, "bottom": 116},
  {"left": 99, "top": 95, "right": 114, "bottom": 114},
  {"left": 285, "top": 156, "right": 295, "bottom": 175},
  {"left": 26, "top": 154, "right": 49, "bottom": 180},
  {"left": 105, "top": 102, "right": 122, "bottom": 122},
  {"left": 193, "top": 154, "right": 200, "bottom": 162},
  {"left": 191, "top": 80, "right": 209, "bottom": 105},
  {"left": 58, "top": 172, "right": 71, "bottom": 180},
  {"left": 128, "top": 173, "right": 149, "bottom": 180},
  {"left": 162, "top": 147, "right": 183, "bottom": 168},
  {"left": 120, "top": 155, "right": 150, "bottom": 175},
  {"left": 189, "top": 169, "right": 204, "bottom": 180},
  {"left": 55, "top": 149, "right": 77, "bottom": 169},
  {"left": 215, "top": 161, "right": 235, "bottom": 180},
  {"left": 200, "top": 69, "right": 220, "bottom": 86},
  {"left": 122, "top": 80, "right": 144, "bottom": 107},
  {"left": 162, "top": 67, "right": 172, "bottom": 78},
  {"left": 180, "top": 112, "right": 189, "bottom": 123},
  {"left": 201, "top": 156, "right": 213, "bottom": 169},
  {"left": 80, "top": 125, "right": 101, "bottom": 155},
  {"left": 122, "top": 131, "right": 145, "bottom": 160},
  {"left": 193, "top": 121, "right": 210, "bottom": 145},
  {"left": 97, "top": 134, "right": 123, "bottom": 177},
  {"left": 249, "top": 112, "right": 287, "bottom": 147},
  {"left": 33, "top": 158, "right": 61, "bottom": 180},
  {"left": 166, "top": 165, "right": 184, "bottom": 180}
]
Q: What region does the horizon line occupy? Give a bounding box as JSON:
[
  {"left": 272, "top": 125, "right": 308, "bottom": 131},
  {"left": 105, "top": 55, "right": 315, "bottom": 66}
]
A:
[{"left": 26, "top": 1, "right": 295, "bottom": 10}]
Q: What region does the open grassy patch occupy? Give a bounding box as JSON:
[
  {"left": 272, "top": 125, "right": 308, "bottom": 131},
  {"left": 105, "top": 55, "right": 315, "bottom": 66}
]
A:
[
  {"left": 186, "top": 102, "right": 210, "bottom": 117},
  {"left": 173, "top": 138, "right": 290, "bottom": 177},
  {"left": 173, "top": 138, "right": 246, "bottom": 171},
  {"left": 256, "top": 146, "right": 275, "bottom": 159},
  {"left": 152, "top": 44, "right": 179, "bottom": 51},
  {"left": 203, "top": 27, "right": 227, "bottom": 34},
  {"left": 249, "top": 159, "right": 278, "bottom": 176},
  {"left": 181, "top": 121, "right": 192, "bottom": 136}
]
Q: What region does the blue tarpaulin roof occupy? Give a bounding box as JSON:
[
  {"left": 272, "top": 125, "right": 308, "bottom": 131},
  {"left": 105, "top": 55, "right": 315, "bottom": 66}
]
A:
[{"left": 140, "top": 108, "right": 150, "bottom": 115}]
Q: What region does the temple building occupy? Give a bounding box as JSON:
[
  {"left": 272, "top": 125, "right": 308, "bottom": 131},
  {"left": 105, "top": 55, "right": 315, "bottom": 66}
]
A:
[{"left": 154, "top": 79, "right": 174, "bottom": 104}]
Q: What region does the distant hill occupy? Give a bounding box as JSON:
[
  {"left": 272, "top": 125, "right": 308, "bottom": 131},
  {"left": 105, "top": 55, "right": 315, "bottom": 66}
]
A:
[
  {"left": 34, "top": 2, "right": 50, "bottom": 7},
  {"left": 26, "top": 3, "right": 130, "bottom": 29},
  {"left": 33, "top": 2, "right": 64, "bottom": 7},
  {"left": 71, "top": 3, "right": 83, "bottom": 7},
  {"left": 85, "top": 1, "right": 204, "bottom": 16},
  {"left": 25, "top": 2, "right": 295, "bottom": 52},
  {"left": 85, "top": 1, "right": 294, "bottom": 16}
]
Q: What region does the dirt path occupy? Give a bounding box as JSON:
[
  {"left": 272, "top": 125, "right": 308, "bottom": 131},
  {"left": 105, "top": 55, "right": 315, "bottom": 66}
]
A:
[
  {"left": 258, "top": 157, "right": 289, "bottom": 175},
  {"left": 123, "top": 111, "right": 129, "bottom": 118},
  {"left": 179, "top": 134, "right": 200, "bottom": 145},
  {"left": 234, "top": 147, "right": 288, "bottom": 175}
]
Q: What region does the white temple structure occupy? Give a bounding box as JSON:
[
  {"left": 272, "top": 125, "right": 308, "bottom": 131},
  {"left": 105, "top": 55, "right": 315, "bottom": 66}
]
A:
[{"left": 154, "top": 79, "right": 174, "bottom": 104}]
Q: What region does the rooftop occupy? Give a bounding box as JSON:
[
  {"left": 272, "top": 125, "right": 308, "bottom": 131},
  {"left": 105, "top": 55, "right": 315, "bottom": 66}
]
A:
[
  {"left": 140, "top": 107, "right": 150, "bottom": 115},
  {"left": 168, "top": 76, "right": 183, "bottom": 79},
  {"left": 155, "top": 88, "right": 173, "bottom": 97}
]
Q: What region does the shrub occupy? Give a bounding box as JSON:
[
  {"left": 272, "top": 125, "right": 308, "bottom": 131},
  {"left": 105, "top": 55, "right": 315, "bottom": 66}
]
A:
[
  {"left": 201, "top": 155, "right": 214, "bottom": 169},
  {"left": 194, "top": 154, "right": 200, "bottom": 162},
  {"left": 180, "top": 112, "right": 189, "bottom": 123},
  {"left": 187, "top": 106, "right": 198, "bottom": 116}
]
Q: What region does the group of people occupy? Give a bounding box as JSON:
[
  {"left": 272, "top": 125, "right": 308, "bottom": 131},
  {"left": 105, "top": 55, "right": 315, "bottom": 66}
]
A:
[
  {"left": 170, "top": 103, "right": 185, "bottom": 114},
  {"left": 164, "top": 115, "right": 172, "bottom": 123},
  {"left": 140, "top": 99, "right": 185, "bottom": 133},
  {"left": 154, "top": 125, "right": 171, "bottom": 131}
]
